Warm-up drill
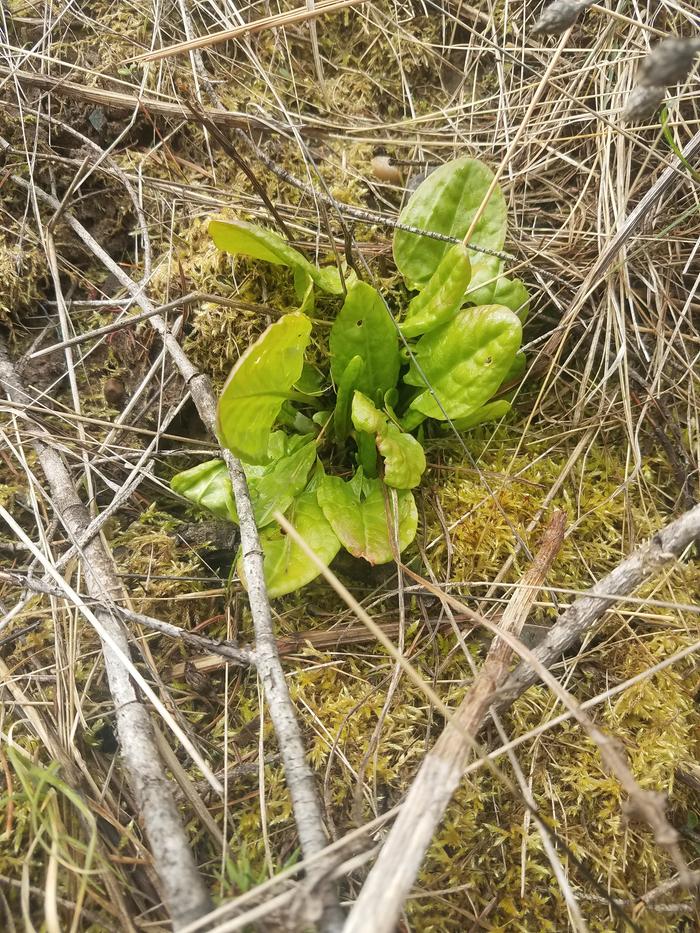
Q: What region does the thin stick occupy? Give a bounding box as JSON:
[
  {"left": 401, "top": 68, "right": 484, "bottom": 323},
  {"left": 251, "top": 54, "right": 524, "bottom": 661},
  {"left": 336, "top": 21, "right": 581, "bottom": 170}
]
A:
[
  {"left": 0, "top": 344, "right": 214, "bottom": 928},
  {"left": 27, "top": 291, "right": 202, "bottom": 359},
  {"left": 344, "top": 512, "right": 567, "bottom": 933},
  {"left": 495, "top": 502, "right": 700, "bottom": 709}
]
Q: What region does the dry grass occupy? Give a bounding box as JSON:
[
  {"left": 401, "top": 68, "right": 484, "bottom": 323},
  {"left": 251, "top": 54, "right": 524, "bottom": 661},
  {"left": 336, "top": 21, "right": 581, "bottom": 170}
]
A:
[{"left": 0, "top": 0, "right": 699, "bottom": 930}]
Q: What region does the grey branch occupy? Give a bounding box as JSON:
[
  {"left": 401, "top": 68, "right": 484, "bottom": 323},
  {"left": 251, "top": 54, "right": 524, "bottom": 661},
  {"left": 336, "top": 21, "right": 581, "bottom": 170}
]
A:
[
  {"left": 6, "top": 166, "right": 340, "bottom": 927},
  {"left": 495, "top": 503, "right": 700, "bottom": 709},
  {"left": 0, "top": 339, "right": 214, "bottom": 928}
]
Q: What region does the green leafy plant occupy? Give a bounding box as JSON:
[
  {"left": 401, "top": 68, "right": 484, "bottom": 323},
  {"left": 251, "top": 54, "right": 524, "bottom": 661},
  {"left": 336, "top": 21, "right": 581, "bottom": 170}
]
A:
[{"left": 172, "top": 156, "right": 527, "bottom": 596}]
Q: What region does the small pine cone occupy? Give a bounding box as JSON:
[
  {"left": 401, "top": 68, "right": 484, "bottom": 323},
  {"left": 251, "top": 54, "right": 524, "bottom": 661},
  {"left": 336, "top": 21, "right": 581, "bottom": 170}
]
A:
[
  {"left": 103, "top": 376, "right": 126, "bottom": 407},
  {"left": 533, "top": 0, "right": 590, "bottom": 35},
  {"left": 623, "top": 84, "right": 666, "bottom": 122},
  {"left": 638, "top": 38, "right": 700, "bottom": 89},
  {"left": 184, "top": 660, "right": 213, "bottom": 695}
]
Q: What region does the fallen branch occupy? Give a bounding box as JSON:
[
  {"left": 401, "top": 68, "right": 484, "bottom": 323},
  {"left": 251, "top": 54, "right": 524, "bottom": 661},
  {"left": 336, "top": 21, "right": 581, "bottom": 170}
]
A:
[
  {"left": 0, "top": 569, "right": 253, "bottom": 665},
  {"left": 344, "top": 512, "right": 567, "bottom": 933},
  {"left": 495, "top": 502, "right": 700, "bottom": 710},
  {"left": 0, "top": 340, "right": 213, "bottom": 928},
  {"left": 5, "top": 164, "right": 341, "bottom": 927}
]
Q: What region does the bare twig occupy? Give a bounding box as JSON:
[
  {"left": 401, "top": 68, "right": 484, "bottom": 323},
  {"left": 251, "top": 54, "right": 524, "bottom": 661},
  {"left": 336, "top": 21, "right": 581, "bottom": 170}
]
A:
[
  {"left": 0, "top": 341, "right": 214, "bottom": 929},
  {"left": 495, "top": 503, "right": 700, "bottom": 709},
  {"left": 5, "top": 167, "right": 341, "bottom": 929}
]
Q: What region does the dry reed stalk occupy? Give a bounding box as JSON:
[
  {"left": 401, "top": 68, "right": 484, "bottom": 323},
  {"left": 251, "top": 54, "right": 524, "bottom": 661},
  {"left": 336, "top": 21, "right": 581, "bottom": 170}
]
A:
[
  {"left": 130, "top": 0, "right": 367, "bottom": 64},
  {"left": 344, "top": 512, "right": 568, "bottom": 933}
]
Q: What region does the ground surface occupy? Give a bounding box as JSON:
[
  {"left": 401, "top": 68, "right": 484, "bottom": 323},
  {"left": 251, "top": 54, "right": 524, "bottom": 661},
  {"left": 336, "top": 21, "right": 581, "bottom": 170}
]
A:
[{"left": 0, "top": 1, "right": 699, "bottom": 930}]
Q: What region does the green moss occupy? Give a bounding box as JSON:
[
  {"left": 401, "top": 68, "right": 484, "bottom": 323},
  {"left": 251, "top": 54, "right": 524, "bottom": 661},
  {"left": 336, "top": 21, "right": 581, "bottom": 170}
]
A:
[
  {"left": 0, "top": 231, "right": 48, "bottom": 325},
  {"left": 2, "top": 4, "right": 698, "bottom": 929}
]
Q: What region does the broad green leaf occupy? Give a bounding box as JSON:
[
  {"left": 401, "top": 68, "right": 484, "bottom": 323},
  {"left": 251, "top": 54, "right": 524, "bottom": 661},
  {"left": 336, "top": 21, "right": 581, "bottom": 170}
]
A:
[
  {"left": 334, "top": 355, "right": 365, "bottom": 444},
  {"left": 329, "top": 281, "right": 399, "bottom": 400},
  {"left": 210, "top": 219, "right": 344, "bottom": 294},
  {"left": 318, "top": 472, "right": 417, "bottom": 564},
  {"left": 171, "top": 439, "right": 316, "bottom": 528},
  {"left": 266, "top": 430, "right": 293, "bottom": 461},
  {"left": 171, "top": 459, "right": 236, "bottom": 521},
  {"left": 293, "top": 267, "right": 315, "bottom": 312},
  {"left": 351, "top": 391, "right": 426, "bottom": 489},
  {"left": 463, "top": 255, "right": 503, "bottom": 306},
  {"left": 384, "top": 387, "right": 400, "bottom": 411},
  {"left": 238, "top": 483, "right": 340, "bottom": 597},
  {"left": 247, "top": 439, "right": 317, "bottom": 526},
  {"left": 217, "top": 312, "right": 312, "bottom": 464},
  {"left": 296, "top": 363, "right": 327, "bottom": 396},
  {"left": 393, "top": 157, "right": 507, "bottom": 289},
  {"left": 405, "top": 305, "right": 522, "bottom": 421},
  {"left": 356, "top": 430, "right": 378, "bottom": 477},
  {"left": 495, "top": 278, "right": 529, "bottom": 322},
  {"left": 291, "top": 410, "right": 317, "bottom": 434},
  {"left": 376, "top": 427, "right": 426, "bottom": 490},
  {"left": 465, "top": 270, "right": 530, "bottom": 322},
  {"left": 450, "top": 399, "right": 512, "bottom": 430},
  {"left": 399, "top": 409, "right": 427, "bottom": 432},
  {"left": 350, "top": 390, "right": 384, "bottom": 434},
  {"left": 400, "top": 243, "right": 471, "bottom": 338}
]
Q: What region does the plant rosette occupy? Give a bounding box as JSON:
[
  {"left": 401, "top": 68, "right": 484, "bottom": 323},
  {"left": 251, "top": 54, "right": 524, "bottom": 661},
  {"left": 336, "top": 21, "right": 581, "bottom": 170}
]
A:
[{"left": 172, "top": 156, "right": 527, "bottom": 596}]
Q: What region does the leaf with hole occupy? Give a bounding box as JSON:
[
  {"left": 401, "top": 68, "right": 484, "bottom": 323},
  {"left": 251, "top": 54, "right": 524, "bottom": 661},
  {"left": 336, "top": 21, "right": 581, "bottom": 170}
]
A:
[
  {"left": 404, "top": 305, "right": 522, "bottom": 421},
  {"left": 329, "top": 281, "right": 399, "bottom": 401},
  {"left": 317, "top": 470, "right": 417, "bottom": 564},
  {"left": 392, "top": 157, "right": 507, "bottom": 289},
  {"left": 217, "top": 312, "right": 312, "bottom": 464}
]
